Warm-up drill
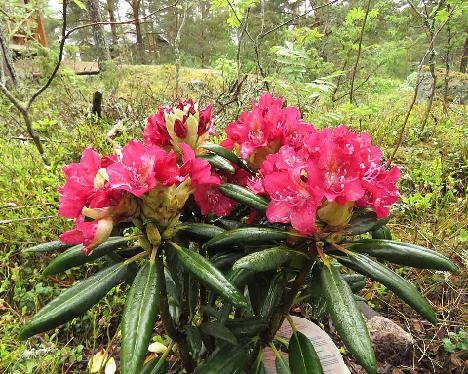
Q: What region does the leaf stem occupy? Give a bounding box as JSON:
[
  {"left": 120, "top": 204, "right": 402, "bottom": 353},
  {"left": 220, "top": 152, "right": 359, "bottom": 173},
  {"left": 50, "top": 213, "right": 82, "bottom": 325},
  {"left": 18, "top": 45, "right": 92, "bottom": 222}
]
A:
[
  {"left": 286, "top": 315, "right": 297, "bottom": 333},
  {"left": 123, "top": 251, "right": 148, "bottom": 265}
]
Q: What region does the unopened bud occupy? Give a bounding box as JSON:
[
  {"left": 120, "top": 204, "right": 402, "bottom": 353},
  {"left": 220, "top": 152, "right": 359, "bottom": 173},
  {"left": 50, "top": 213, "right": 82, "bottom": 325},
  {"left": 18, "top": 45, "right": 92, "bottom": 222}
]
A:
[{"left": 146, "top": 223, "right": 161, "bottom": 246}]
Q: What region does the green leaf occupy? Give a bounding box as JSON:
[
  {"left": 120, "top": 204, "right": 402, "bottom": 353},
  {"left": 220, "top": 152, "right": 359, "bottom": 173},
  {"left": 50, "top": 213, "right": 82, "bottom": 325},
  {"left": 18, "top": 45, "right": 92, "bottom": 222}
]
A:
[
  {"left": 347, "top": 208, "right": 388, "bottom": 235},
  {"left": 186, "top": 326, "right": 202, "bottom": 359},
  {"left": 201, "top": 143, "right": 252, "bottom": 173},
  {"left": 251, "top": 347, "right": 267, "bottom": 374},
  {"left": 72, "top": 0, "right": 86, "bottom": 10},
  {"left": 200, "top": 321, "right": 238, "bottom": 345},
  {"left": 219, "top": 184, "right": 268, "bottom": 212},
  {"left": 225, "top": 317, "right": 268, "bottom": 338},
  {"left": 199, "top": 154, "right": 236, "bottom": 173},
  {"left": 43, "top": 237, "right": 129, "bottom": 276},
  {"left": 347, "top": 239, "right": 458, "bottom": 272},
  {"left": 232, "top": 246, "right": 307, "bottom": 273},
  {"left": 194, "top": 340, "right": 250, "bottom": 374},
  {"left": 260, "top": 272, "right": 287, "bottom": 319},
  {"left": 370, "top": 225, "right": 392, "bottom": 240},
  {"left": 289, "top": 331, "right": 324, "bottom": 374},
  {"left": 22, "top": 241, "right": 73, "bottom": 254},
  {"left": 334, "top": 253, "right": 437, "bottom": 324},
  {"left": 140, "top": 357, "right": 168, "bottom": 374},
  {"left": 176, "top": 223, "right": 225, "bottom": 243},
  {"left": 275, "top": 353, "right": 291, "bottom": 374},
  {"left": 320, "top": 264, "right": 376, "bottom": 374},
  {"left": 205, "top": 227, "right": 291, "bottom": 251},
  {"left": 121, "top": 261, "right": 160, "bottom": 374},
  {"left": 168, "top": 242, "right": 247, "bottom": 307},
  {"left": 20, "top": 262, "right": 128, "bottom": 339}
]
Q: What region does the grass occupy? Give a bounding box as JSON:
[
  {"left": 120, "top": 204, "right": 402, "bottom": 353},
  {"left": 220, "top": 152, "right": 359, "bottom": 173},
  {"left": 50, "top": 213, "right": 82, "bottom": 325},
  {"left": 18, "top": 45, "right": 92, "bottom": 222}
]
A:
[{"left": 0, "top": 63, "right": 466, "bottom": 373}]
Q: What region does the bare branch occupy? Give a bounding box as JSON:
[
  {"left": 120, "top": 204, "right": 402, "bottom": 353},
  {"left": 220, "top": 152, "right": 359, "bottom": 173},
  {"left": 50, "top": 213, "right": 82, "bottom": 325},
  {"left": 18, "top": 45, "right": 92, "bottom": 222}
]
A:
[
  {"left": 349, "top": 0, "right": 372, "bottom": 104},
  {"left": 260, "top": 0, "right": 341, "bottom": 39}
]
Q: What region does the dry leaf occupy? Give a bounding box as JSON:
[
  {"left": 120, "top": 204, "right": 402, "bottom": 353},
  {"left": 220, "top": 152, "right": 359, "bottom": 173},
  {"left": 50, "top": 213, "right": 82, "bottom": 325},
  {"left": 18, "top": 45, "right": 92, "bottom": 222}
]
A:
[
  {"left": 88, "top": 348, "right": 107, "bottom": 373},
  {"left": 105, "top": 357, "right": 116, "bottom": 374}
]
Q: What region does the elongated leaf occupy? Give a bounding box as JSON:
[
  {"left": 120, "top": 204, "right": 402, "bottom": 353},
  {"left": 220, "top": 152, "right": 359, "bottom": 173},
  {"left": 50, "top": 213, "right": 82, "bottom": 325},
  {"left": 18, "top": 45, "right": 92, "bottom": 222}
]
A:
[
  {"left": 200, "top": 321, "right": 237, "bottom": 345},
  {"left": 347, "top": 208, "right": 388, "bottom": 235},
  {"left": 319, "top": 265, "right": 376, "bottom": 374},
  {"left": 335, "top": 253, "right": 437, "bottom": 324},
  {"left": 201, "top": 143, "right": 252, "bottom": 173},
  {"left": 371, "top": 225, "right": 392, "bottom": 240},
  {"left": 176, "top": 223, "right": 225, "bottom": 242},
  {"left": 260, "top": 272, "right": 287, "bottom": 319},
  {"left": 43, "top": 237, "right": 129, "bottom": 276},
  {"left": 347, "top": 239, "right": 458, "bottom": 272},
  {"left": 168, "top": 242, "right": 247, "bottom": 307},
  {"left": 225, "top": 317, "right": 268, "bottom": 338},
  {"left": 141, "top": 357, "right": 168, "bottom": 374},
  {"left": 193, "top": 341, "right": 250, "bottom": 374},
  {"left": 233, "top": 246, "right": 307, "bottom": 273},
  {"left": 252, "top": 348, "right": 267, "bottom": 374},
  {"left": 20, "top": 262, "right": 128, "bottom": 339},
  {"left": 219, "top": 184, "right": 268, "bottom": 212},
  {"left": 205, "top": 227, "right": 291, "bottom": 251},
  {"left": 22, "top": 241, "right": 73, "bottom": 254},
  {"left": 199, "top": 154, "right": 236, "bottom": 173},
  {"left": 186, "top": 326, "right": 202, "bottom": 359},
  {"left": 121, "top": 261, "right": 160, "bottom": 374},
  {"left": 289, "top": 331, "right": 324, "bottom": 374},
  {"left": 275, "top": 353, "right": 291, "bottom": 374}
]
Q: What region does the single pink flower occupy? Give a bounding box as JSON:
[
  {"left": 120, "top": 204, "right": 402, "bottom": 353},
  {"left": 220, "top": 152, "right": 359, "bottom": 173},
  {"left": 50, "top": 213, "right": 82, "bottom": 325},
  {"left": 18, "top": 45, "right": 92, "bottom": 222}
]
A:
[
  {"left": 106, "top": 140, "right": 164, "bottom": 197},
  {"left": 144, "top": 106, "right": 173, "bottom": 147},
  {"left": 60, "top": 216, "right": 114, "bottom": 254},
  {"left": 58, "top": 148, "right": 108, "bottom": 219},
  {"left": 356, "top": 165, "right": 400, "bottom": 218},
  {"left": 193, "top": 186, "right": 236, "bottom": 217}
]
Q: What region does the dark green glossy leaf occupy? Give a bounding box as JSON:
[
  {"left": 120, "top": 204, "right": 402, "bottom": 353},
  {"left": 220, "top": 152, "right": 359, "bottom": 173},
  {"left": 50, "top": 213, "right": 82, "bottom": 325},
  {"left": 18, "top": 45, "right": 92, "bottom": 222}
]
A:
[
  {"left": 121, "top": 261, "right": 160, "bottom": 374},
  {"left": 320, "top": 265, "right": 376, "bottom": 374},
  {"left": 335, "top": 252, "right": 437, "bottom": 324},
  {"left": 289, "top": 331, "right": 324, "bottom": 374},
  {"left": 168, "top": 242, "right": 247, "bottom": 307},
  {"left": 347, "top": 239, "right": 458, "bottom": 272},
  {"left": 20, "top": 262, "right": 127, "bottom": 339}
]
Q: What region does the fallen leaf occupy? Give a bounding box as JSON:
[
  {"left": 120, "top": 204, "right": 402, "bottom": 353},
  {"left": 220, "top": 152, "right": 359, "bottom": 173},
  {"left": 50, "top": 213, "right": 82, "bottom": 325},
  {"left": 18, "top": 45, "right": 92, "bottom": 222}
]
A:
[
  {"left": 148, "top": 342, "right": 167, "bottom": 354},
  {"left": 105, "top": 357, "right": 116, "bottom": 374},
  {"left": 89, "top": 348, "right": 107, "bottom": 373}
]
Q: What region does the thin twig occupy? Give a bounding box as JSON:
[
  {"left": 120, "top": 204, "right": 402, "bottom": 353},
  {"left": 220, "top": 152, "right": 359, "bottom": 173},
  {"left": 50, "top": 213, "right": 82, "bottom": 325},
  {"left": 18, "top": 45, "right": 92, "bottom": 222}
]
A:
[
  {"left": 349, "top": 0, "right": 372, "bottom": 104},
  {"left": 0, "top": 215, "right": 58, "bottom": 225}
]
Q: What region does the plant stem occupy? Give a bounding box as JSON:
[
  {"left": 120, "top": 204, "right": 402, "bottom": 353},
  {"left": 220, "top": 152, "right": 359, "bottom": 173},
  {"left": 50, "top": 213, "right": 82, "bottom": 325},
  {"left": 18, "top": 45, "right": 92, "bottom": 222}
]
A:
[
  {"left": 262, "top": 260, "right": 313, "bottom": 342},
  {"left": 155, "top": 255, "right": 193, "bottom": 372},
  {"left": 123, "top": 250, "right": 148, "bottom": 265}
]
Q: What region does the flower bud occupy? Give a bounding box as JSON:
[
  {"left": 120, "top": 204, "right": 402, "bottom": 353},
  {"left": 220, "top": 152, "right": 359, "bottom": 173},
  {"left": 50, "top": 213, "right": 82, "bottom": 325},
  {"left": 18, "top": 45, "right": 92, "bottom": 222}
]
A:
[{"left": 146, "top": 223, "right": 161, "bottom": 247}]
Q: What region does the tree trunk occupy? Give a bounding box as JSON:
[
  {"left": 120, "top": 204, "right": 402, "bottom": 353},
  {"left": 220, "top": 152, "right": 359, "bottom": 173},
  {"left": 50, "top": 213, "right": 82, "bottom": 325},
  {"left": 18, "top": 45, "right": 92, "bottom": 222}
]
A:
[
  {"left": 106, "top": 0, "right": 118, "bottom": 55},
  {"left": 0, "top": 23, "right": 17, "bottom": 88},
  {"left": 131, "top": 0, "right": 145, "bottom": 63},
  {"left": 174, "top": 1, "right": 189, "bottom": 96},
  {"left": 86, "top": 0, "right": 111, "bottom": 71},
  {"left": 443, "top": 4, "right": 451, "bottom": 118},
  {"left": 460, "top": 34, "right": 468, "bottom": 74}
]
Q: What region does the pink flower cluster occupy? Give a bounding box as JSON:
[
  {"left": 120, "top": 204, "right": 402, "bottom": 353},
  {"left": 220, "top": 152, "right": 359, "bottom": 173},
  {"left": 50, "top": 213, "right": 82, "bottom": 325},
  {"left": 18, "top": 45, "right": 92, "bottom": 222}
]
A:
[
  {"left": 144, "top": 99, "right": 215, "bottom": 151},
  {"left": 222, "top": 94, "right": 400, "bottom": 234},
  {"left": 58, "top": 94, "right": 400, "bottom": 252},
  {"left": 59, "top": 108, "right": 223, "bottom": 253}
]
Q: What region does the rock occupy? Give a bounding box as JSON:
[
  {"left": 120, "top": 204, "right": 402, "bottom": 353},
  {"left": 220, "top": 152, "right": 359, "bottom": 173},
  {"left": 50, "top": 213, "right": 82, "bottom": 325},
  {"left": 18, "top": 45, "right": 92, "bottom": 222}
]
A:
[
  {"left": 414, "top": 69, "right": 468, "bottom": 104},
  {"left": 187, "top": 79, "right": 207, "bottom": 91},
  {"left": 366, "top": 316, "right": 414, "bottom": 366}
]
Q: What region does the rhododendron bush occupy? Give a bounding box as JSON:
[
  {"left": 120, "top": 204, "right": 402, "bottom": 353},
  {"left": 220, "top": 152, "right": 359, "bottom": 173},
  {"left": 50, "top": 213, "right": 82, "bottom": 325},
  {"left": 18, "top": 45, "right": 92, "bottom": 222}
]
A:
[{"left": 21, "top": 95, "right": 457, "bottom": 374}]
